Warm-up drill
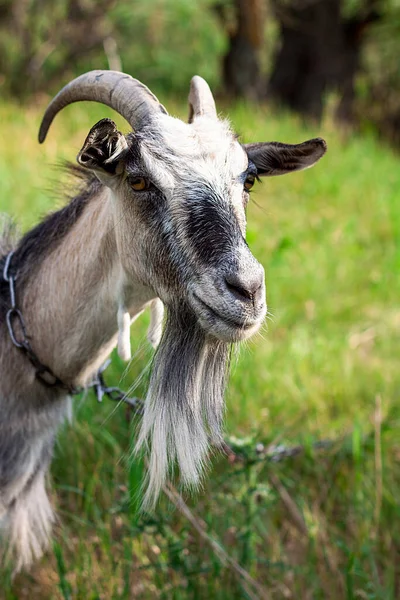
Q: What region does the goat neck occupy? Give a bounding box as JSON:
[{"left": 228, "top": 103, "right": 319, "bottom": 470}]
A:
[{"left": 16, "top": 186, "right": 155, "bottom": 388}]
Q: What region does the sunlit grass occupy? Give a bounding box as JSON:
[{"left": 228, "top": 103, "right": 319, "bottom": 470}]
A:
[{"left": 1, "top": 97, "right": 399, "bottom": 599}]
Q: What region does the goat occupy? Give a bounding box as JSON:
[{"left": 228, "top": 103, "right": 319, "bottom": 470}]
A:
[{"left": 0, "top": 70, "right": 326, "bottom": 571}]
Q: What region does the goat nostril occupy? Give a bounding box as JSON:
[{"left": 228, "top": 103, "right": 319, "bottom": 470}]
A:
[
  {"left": 224, "top": 273, "right": 262, "bottom": 303},
  {"left": 226, "top": 280, "right": 253, "bottom": 301}
]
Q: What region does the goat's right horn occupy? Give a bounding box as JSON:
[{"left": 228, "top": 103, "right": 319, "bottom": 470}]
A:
[
  {"left": 39, "top": 70, "right": 168, "bottom": 143},
  {"left": 188, "top": 75, "right": 217, "bottom": 123}
]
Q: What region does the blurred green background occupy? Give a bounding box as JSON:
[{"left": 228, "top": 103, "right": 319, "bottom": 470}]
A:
[{"left": 1, "top": 1, "right": 399, "bottom": 599}]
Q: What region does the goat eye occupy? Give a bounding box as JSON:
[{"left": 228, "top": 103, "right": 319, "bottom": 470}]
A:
[
  {"left": 130, "top": 177, "right": 149, "bottom": 191},
  {"left": 244, "top": 175, "right": 255, "bottom": 191}
]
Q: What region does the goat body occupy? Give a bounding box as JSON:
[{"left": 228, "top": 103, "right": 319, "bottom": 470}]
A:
[{"left": 0, "top": 70, "right": 326, "bottom": 571}]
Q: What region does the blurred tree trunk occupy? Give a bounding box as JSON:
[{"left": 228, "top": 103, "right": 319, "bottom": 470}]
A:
[
  {"left": 335, "top": 10, "right": 381, "bottom": 122},
  {"left": 214, "top": 0, "right": 265, "bottom": 100},
  {"left": 268, "top": 0, "right": 382, "bottom": 122}
]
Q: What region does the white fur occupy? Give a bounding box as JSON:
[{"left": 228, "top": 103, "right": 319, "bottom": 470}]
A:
[
  {"left": 6, "top": 470, "right": 55, "bottom": 573},
  {"left": 147, "top": 299, "right": 164, "bottom": 348}
]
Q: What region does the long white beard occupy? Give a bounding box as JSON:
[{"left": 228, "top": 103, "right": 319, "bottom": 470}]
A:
[{"left": 135, "top": 302, "right": 229, "bottom": 507}]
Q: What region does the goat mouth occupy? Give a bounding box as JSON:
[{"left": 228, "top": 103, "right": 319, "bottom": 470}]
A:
[{"left": 191, "top": 293, "right": 261, "bottom": 341}]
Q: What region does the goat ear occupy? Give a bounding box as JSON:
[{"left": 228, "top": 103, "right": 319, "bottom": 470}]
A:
[
  {"left": 77, "top": 118, "right": 128, "bottom": 181},
  {"left": 244, "top": 137, "right": 327, "bottom": 177}
]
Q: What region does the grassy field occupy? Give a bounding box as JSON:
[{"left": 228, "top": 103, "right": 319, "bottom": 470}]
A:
[{"left": 0, "top": 97, "right": 399, "bottom": 599}]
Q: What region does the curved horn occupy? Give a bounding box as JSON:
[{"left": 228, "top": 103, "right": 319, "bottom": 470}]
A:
[
  {"left": 39, "top": 70, "right": 168, "bottom": 143},
  {"left": 188, "top": 75, "right": 217, "bottom": 123}
]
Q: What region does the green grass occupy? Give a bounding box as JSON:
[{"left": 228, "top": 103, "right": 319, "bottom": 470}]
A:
[{"left": 0, "top": 97, "right": 399, "bottom": 599}]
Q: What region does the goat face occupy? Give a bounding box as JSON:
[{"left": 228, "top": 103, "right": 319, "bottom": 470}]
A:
[
  {"left": 40, "top": 72, "right": 326, "bottom": 344},
  {"left": 77, "top": 112, "right": 325, "bottom": 343}
]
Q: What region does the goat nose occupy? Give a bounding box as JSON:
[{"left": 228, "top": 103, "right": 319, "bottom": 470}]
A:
[{"left": 224, "top": 269, "right": 264, "bottom": 303}]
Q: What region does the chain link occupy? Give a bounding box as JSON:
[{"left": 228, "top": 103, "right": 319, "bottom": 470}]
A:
[{"left": 92, "top": 359, "right": 144, "bottom": 413}]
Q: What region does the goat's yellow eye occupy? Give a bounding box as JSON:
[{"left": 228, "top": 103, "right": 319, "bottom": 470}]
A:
[
  {"left": 130, "top": 177, "right": 149, "bottom": 191},
  {"left": 244, "top": 175, "right": 255, "bottom": 191}
]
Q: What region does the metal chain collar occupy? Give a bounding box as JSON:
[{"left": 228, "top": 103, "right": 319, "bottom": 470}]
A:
[{"left": 2, "top": 250, "right": 143, "bottom": 411}]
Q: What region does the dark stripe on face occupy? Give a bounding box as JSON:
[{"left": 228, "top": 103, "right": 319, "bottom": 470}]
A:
[
  {"left": 133, "top": 190, "right": 184, "bottom": 290},
  {"left": 184, "top": 193, "right": 243, "bottom": 266}
]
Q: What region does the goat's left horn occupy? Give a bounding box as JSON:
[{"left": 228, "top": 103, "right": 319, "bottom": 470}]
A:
[
  {"left": 188, "top": 75, "right": 217, "bottom": 123},
  {"left": 38, "top": 70, "right": 168, "bottom": 143}
]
